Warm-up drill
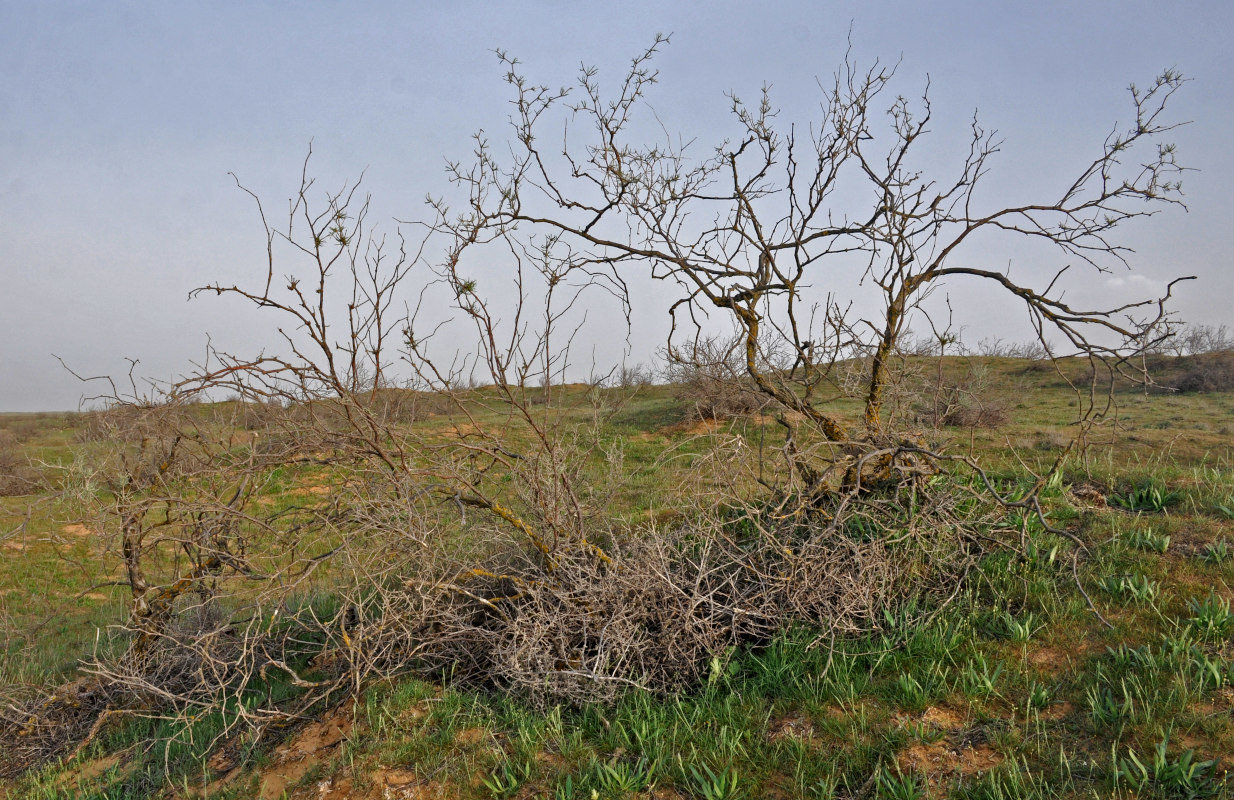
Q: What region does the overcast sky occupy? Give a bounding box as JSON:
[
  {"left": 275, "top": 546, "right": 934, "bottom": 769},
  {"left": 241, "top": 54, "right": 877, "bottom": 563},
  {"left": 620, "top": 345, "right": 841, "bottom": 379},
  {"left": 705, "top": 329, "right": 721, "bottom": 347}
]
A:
[{"left": 2, "top": 1, "right": 1231, "bottom": 411}]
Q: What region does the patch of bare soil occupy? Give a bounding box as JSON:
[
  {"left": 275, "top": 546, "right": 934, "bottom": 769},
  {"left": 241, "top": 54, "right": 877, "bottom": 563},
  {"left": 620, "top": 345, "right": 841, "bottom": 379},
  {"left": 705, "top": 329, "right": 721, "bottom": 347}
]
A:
[
  {"left": 1027, "top": 645, "right": 1081, "bottom": 676},
  {"left": 660, "top": 418, "right": 724, "bottom": 436},
  {"left": 768, "top": 712, "right": 816, "bottom": 741},
  {"left": 1171, "top": 518, "right": 1232, "bottom": 555},
  {"left": 919, "top": 706, "right": 965, "bottom": 730},
  {"left": 250, "top": 710, "right": 353, "bottom": 800},
  {"left": 1040, "top": 700, "right": 1075, "bottom": 721},
  {"left": 370, "top": 771, "right": 448, "bottom": 799},
  {"left": 1069, "top": 480, "right": 1108, "bottom": 508},
  {"left": 897, "top": 709, "right": 1002, "bottom": 784},
  {"left": 651, "top": 791, "right": 693, "bottom": 800},
  {"left": 54, "top": 752, "right": 123, "bottom": 791},
  {"left": 453, "top": 727, "right": 488, "bottom": 747},
  {"left": 897, "top": 739, "right": 1002, "bottom": 779},
  {"left": 204, "top": 700, "right": 465, "bottom": 800},
  {"left": 289, "top": 484, "right": 332, "bottom": 500},
  {"left": 1195, "top": 687, "right": 1234, "bottom": 714}
]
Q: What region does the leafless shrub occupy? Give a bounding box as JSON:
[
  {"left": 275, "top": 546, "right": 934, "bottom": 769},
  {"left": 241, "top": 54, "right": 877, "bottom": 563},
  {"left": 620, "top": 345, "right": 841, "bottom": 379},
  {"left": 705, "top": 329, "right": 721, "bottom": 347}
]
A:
[
  {"left": 0, "top": 431, "right": 24, "bottom": 493},
  {"left": 1011, "top": 341, "right": 1051, "bottom": 361},
  {"left": 613, "top": 362, "right": 655, "bottom": 389},
  {"left": 0, "top": 677, "right": 120, "bottom": 779},
  {"left": 663, "top": 336, "right": 771, "bottom": 420},
  {"left": 915, "top": 365, "right": 1011, "bottom": 430},
  {"left": 1185, "top": 324, "right": 1233, "bottom": 354},
  {"left": 416, "top": 460, "right": 981, "bottom": 708},
  {"left": 899, "top": 333, "right": 952, "bottom": 358},
  {"left": 1174, "top": 351, "right": 1234, "bottom": 393},
  {"left": 467, "top": 39, "right": 1187, "bottom": 447},
  {"left": 71, "top": 473, "right": 974, "bottom": 719},
  {"left": 232, "top": 397, "right": 288, "bottom": 430},
  {"left": 366, "top": 388, "right": 430, "bottom": 424},
  {"left": 449, "top": 523, "right": 902, "bottom": 706},
  {"left": 978, "top": 337, "right": 1051, "bottom": 362},
  {"left": 0, "top": 430, "right": 43, "bottom": 497},
  {"left": 835, "top": 350, "right": 929, "bottom": 433},
  {"left": 73, "top": 402, "right": 195, "bottom": 451},
  {"left": 926, "top": 397, "right": 1011, "bottom": 429},
  {"left": 73, "top": 410, "right": 108, "bottom": 444}
]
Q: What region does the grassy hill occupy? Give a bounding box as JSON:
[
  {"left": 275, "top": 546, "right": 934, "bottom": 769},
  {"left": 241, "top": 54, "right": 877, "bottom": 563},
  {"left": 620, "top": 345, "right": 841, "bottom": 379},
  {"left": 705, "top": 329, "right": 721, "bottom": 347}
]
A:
[{"left": 2, "top": 355, "right": 1233, "bottom": 799}]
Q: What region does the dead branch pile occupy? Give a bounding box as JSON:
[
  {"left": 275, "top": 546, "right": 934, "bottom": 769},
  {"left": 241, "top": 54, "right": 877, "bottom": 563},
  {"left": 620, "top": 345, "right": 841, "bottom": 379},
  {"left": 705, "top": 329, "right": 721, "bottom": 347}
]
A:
[
  {"left": 88, "top": 496, "right": 970, "bottom": 722},
  {"left": 432, "top": 503, "right": 964, "bottom": 708},
  {"left": 1173, "top": 351, "right": 1234, "bottom": 393},
  {"left": 0, "top": 430, "right": 45, "bottom": 497},
  {"left": 913, "top": 365, "right": 1011, "bottom": 430},
  {"left": 0, "top": 678, "right": 119, "bottom": 779},
  {"left": 663, "top": 337, "right": 772, "bottom": 421},
  {"left": 0, "top": 449, "right": 981, "bottom": 777}
]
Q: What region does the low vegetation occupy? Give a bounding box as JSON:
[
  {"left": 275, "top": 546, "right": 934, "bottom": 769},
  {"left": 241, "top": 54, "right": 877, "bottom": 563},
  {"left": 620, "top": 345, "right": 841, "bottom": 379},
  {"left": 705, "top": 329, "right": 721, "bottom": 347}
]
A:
[{"left": 1, "top": 354, "right": 1232, "bottom": 798}]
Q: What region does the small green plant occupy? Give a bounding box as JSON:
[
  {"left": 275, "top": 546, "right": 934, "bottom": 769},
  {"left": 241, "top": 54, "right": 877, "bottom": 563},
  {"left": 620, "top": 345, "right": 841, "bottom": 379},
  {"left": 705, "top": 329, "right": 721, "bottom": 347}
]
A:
[
  {"left": 1001, "top": 611, "right": 1039, "bottom": 643},
  {"left": 1199, "top": 539, "right": 1231, "bottom": 563},
  {"left": 1159, "top": 629, "right": 1200, "bottom": 660},
  {"left": 877, "top": 768, "right": 927, "bottom": 800},
  {"left": 687, "top": 763, "right": 745, "bottom": 800},
  {"left": 553, "top": 775, "right": 577, "bottom": 800},
  {"left": 1112, "top": 737, "right": 1222, "bottom": 798},
  {"left": 593, "top": 756, "right": 658, "bottom": 794},
  {"left": 1086, "top": 682, "right": 1134, "bottom": 729},
  {"left": 1042, "top": 469, "right": 1066, "bottom": 498},
  {"left": 894, "top": 672, "right": 929, "bottom": 711},
  {"left": 482, "top": 760, "right": 534, "bottom": 799},
  {"left": 1186, "top": 592, "right": 1234, "bottom": 640},
  {"left": 960, "top": 652, "right": 1003, "bottom": 699},
  {"left": 1110, "top": 481, "right": 1181, "bottom": 513},
  {"left": 1189, "top": 650, "right": 1228, "bottom": 692},
  {"left": 1024, "top": 537, "right": 1060, "bottom": 570},
  {"left": 898, "top": 717, "right": 943, "bottom": 744},
  {"left": 810, "top": 772, "right": 842, "bottom": 799},
  {"left": 1026, "top": 682, "right": 1051, "bottom": 714},
  {"left": 1099, "top": 573, "right": 1160, "bottom": 604},
  {"left": 953, "top": 756, "right": 1050, "bottom": 800},
  {"left": 1107, "top": 642, "right": 1139, "bottom": 671},
  {"left": 820, "top": 657, "right": 863, "bottom": 704},
  {"left": 1126, "top": 527, "right": 1172, "bottom": 553}
]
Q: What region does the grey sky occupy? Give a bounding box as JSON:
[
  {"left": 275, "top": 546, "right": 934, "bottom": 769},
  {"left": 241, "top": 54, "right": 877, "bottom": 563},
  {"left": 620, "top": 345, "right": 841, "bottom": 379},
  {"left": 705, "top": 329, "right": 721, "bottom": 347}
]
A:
[{"left": 2, "top": 1, "right": 1231, "bottom": 411}]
